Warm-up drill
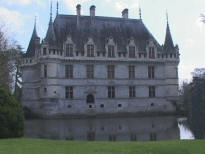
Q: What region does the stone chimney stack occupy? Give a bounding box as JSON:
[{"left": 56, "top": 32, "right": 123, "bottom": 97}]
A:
[
  {"left": 76, "top": 4, "right": 81, "bottom": 27},
  {"left": 122, "top": 8, "right": 128, "bottom": 19},
  {"left": 90, "top": 5, "right": 96, "bottom": 24}
]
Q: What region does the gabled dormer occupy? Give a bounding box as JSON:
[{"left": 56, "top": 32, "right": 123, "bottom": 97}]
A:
[
  {"left": 84, "top": 37, "right": 95, "bottom": 57},
  {"left": 146, "top": 39, "right": 157, "bottom": 59},
  {"left": 106, "top": 37, "right": 116, "bottom": 58},
  {"left": 64, "top": 36, "right": 75, "bottom": 57},
  {"left": 127, "top": 37, "right": 137, "bottom": 58}
]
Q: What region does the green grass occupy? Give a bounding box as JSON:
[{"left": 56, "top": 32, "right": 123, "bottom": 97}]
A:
[{"left": 0, "top": 139, "right": 205, "bottom": 154}]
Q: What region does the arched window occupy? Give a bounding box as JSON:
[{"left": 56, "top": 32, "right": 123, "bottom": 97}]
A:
[{"left": 86, "top": 94, "right": 95, "bottom": 104}]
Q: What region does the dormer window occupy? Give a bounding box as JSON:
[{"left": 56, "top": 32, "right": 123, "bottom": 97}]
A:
[
  {"left": 65, "top": 44, "right": 73, "bottom": 57},
  {"left": 129, "top": 46, "right": 135, "bottom": 58},
  {"left": 87, "top": 44, "right": 94, "bottom": 57},
  {"left": 149, "top": 47, "right": 155, "bottom": 59},
  {"left": 108, "top": 45, "right": 115, "bottom": 57}
]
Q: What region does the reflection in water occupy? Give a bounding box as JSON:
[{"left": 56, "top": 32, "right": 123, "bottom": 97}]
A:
[
  {"left": 24, "top": 116, "right": 192, "bottom": 141},
  {"left": 178, "top": 118, "right": 195, "bottom": 140}
]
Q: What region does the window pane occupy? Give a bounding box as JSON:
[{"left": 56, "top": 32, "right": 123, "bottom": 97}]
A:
[
  {"left": 129, "top": 46, "right": 135, "bottom": 58},
  {"left": 87, "top": 44, "right": 94, "bottom": 57},
  {"left": 87, "top": 65, "right": 94, "bottom": 79},
  {"left": 129, "top": 66, "right": 135, "bottom": 79},
  {"left": 66, "top": 44, "right": 73, "bottom": 57},
  {"left": 148, "top": 66, "right": 154, "bottom": 79},
  {"left": 65, "top": 86, "right": 73, "bottom": 99},
  {"left": 108, "top": 65, "right": 115, "bottom": 79},
  {"left": 108, "top": 86, "right": 115, "bottom": 98},
  {"left": 108, "top": 45, "right": 115, "bottom": 57},
  {"left": 65, "top": 65, "right": 73, "bottom": 79}
]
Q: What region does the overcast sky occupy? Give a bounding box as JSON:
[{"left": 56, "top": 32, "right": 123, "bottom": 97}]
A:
[{"left": 0, "top": 0, "right": 205, "bottom": 82}]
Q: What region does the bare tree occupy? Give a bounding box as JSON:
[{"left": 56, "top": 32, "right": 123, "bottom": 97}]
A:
[{"left": 0, "top": 25, "right": 23, "bottom": 92}]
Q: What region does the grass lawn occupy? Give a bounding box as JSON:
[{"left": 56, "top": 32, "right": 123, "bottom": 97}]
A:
[{"left": 0, "top": 138, "right": 205, "bottom": 154}]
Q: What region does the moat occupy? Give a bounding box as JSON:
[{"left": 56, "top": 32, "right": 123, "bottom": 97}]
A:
[{"left": 24, "top": 116, "right": 194, "bottom": 141}]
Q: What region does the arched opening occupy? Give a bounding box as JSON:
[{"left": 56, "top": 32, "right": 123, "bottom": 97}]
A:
[{"left": 86, "top": 94, "right": 95, "bottom": 104}]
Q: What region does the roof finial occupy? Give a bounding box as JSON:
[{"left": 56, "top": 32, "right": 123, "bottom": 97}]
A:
[
  {"left": 34, "top": 16, "right": 37, "bottom": 29},
  {"left": 139, "top": 6, "right": 142, "bottom": 20},
  {"left": 138, "top": 0, "right": 142, "bottom": 20},
  {"left": 56, "top": 1, "right": 59, "bottom": 16},
  {"left": 50, "top": 1, "right": 53, "bottom": 22},
  {"left": 166, "top": 10, "right": 169, "bottom": 24}
]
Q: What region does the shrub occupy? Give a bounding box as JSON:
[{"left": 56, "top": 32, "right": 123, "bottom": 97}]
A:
[{"left": 0, "top": 88, "right": 24, "bottom": 138}]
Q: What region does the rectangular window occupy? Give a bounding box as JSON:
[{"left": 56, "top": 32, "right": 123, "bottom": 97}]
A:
[
  {"left": 65, "top": 86, "right": 73, "bottom": 99},
  {"left": 44, "top": 64, "right": 47, "bottom": 78},
  {"left": 43, "top": 48, "right": 47, "bottom": 55},
  {"left": 129, "top": 65, "right": 135, "bottom": 79},
  {"left": 87, "top": 65, "right": 94, "bottom": 79},
  {"left": 87, "top": 44, "right": 94, "bottom": 57},
  {"left": 65, "top": 44, "right": 73, "bottom": 57},
  {"left": 65, "top": 65, "right": 73, "bottom": 79},
  {"left": 149, "top": 86, "right": 155, "bottom": 98},
  {"left": 107, "top": 65, "right": 115, "bottom": 79},
  {"left": 108, "top": 45, "right": 115, "bottom": 57},
  {"left": 129, "top": 86, "right": 136, "bottom": 98},
  {"left": 129, "top": 46, "right": 135, "bottom": 58},
  {"left": 148, "top": 66, "right": 155, "bottom": 79},
  {"left": 149, "top": 47, "right": 155, "bottom": 59},
  {"left": 108, "top": 86, "right": 115, "bottom": 98}
]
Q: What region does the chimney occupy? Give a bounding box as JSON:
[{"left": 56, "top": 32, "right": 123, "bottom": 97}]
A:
[
  {"left": 90, "top": 5, "right": 96, "bottom": 24},
  {"left": 122, "top": 8, "right": 128, "bottom": 19},
  {"left": 76, "top": 4, "right": 81, "bottom": 27}
]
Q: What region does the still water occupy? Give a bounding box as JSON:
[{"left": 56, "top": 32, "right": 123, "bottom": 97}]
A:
[{"left": 24, "top": 116, "right": 194, "bottom": 141}]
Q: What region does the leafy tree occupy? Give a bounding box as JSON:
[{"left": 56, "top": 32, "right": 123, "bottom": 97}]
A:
[
  {"left": 0, "top": 88, "right": 24, "bottom": 138},
  {"left": 182, "top": 68, "right": 205, "bottom": 139}
]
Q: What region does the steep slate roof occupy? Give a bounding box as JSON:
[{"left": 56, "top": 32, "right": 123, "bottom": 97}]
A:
[
  {"left": 45, "top": 18, "right": 57, "bottom": 47},
  {"left": 25, "top": 22, "right": 40, "bottom": 57},
  {"left": 163, "top": 22, "right": 176, "bottom": 52},
  {"left": 53, "top": 15, "right": 163, "bottom": 52}
]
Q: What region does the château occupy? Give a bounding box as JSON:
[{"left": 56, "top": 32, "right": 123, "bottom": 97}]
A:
[{"left": 21, "top": 3, "right": 180, "bottom": 118}]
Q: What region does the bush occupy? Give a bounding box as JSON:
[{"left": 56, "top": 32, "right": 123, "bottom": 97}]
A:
[{"left": 0, "top": 88, "right": 24, "bottom": 138}]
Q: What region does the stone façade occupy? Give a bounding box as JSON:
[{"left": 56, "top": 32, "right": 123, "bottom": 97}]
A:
[{"left": 20, "top": 4, "right": 180, "bottom": 118}]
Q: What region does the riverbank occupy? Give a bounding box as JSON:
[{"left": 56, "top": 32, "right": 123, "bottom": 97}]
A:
[{"left": 0, "top": 138, "right": 204, "bottom": 154}]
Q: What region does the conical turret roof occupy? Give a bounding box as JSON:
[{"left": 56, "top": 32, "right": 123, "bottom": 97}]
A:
[
  {"left": 164, "top": 21, "right": 175, "bottom": 52},
  {"left": 45, "top": 20, "right": 56, "bottom": 44},
  {"left": 44, "top": 2, "right": 57, "bottom": 46},
  {"left": 26, "top": 20, "right": 40, "bottom": 57}
]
